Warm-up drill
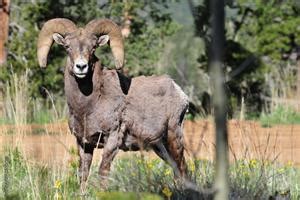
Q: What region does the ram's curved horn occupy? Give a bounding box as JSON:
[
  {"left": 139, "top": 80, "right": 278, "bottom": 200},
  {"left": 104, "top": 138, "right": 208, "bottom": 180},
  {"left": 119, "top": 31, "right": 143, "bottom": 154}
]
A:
[
  {"left": 85, "top": 19, "right": 124, "bottom": 69},
  {"left": 37, "top": 18, "right": 77, "bottom": 68}
]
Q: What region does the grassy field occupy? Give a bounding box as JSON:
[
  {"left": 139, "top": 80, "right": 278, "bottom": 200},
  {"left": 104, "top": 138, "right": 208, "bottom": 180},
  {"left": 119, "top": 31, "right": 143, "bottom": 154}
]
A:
[
  {"left": 1, "top": 72, "right": 300, "bottom": 199},
  {"left": 0, "top": 144, "right": 299, "bottom": 199}
]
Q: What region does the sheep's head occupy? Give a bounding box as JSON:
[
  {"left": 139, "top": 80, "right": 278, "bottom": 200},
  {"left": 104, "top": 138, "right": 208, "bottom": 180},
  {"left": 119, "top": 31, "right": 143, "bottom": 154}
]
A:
[
  {"left": 37, "top": 18, "right": 124, "bottom": 79},
  {"left": 51, "top": 29, "right": 111, "bottom": 78}
]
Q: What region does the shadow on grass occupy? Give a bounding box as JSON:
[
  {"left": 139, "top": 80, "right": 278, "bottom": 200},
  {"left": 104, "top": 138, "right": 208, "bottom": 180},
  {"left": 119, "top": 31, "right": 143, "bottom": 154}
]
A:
[{"left": 172, "top": 189, "right": 214, "bottom": 200}]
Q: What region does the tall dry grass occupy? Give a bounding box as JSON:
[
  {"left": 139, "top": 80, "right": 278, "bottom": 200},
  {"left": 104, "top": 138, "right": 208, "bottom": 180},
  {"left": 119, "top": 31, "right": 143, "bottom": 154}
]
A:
[
  {"left": 264, "top": 61, "right": 300, "bottom": 112},
  {"left": 1, "top": 70, "right": 68, "bottom": 126},
  {"left": 3, "top": 70, "right": 29, "bottom": 125}
]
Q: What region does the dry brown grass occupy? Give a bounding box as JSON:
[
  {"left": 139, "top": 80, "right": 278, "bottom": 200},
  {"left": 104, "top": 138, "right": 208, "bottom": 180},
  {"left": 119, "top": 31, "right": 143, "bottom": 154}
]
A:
[{"left": 0, "top": 120, "right": 299, "bottom": 167}]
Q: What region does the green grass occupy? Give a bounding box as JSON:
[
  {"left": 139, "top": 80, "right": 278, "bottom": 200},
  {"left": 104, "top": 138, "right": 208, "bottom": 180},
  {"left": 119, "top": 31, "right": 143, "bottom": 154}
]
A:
[
  {"left": 0, "top": 97, "right": 68, "bottom": 125},
  {"left": 260, "top": 106, "right": 300, "bottom": 127},
  {"left": 1, "top": 71, "right": 67, "bottom": 125},
  {"left": 0, "top": 147, "right": 299, "bottom": 199}
]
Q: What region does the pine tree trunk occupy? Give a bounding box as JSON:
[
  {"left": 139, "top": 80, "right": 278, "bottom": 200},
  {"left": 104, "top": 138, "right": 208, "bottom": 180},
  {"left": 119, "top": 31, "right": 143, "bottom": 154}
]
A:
[
  {"left": 209, "top": 0, "right": 229, "bottom": 199},
  {"left": 297, "top": 59, "right": 300, "bottom": 98},
  {"left": 0, "top": 0, "right": 10, "bottom": 65}
]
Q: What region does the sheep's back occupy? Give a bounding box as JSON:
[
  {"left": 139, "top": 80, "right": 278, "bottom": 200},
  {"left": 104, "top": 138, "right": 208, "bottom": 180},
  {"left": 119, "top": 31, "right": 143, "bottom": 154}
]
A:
[{"left": 122, "top": 75, "right": 188, "bottom": 142}]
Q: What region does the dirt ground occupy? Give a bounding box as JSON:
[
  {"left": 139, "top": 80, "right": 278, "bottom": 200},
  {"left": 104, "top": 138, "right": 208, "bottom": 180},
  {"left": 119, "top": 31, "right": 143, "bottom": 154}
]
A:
[{"left": 0, "top": 120, "right": 299, "bottom": 167}]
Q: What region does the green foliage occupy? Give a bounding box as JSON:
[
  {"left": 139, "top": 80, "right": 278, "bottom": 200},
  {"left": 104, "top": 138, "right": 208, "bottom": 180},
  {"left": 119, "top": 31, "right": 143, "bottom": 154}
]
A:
[
  {"left": 1, "top": 148, "right": 299, "bottom": 199},
  {"left": 236, "top": 0, "right": 300, "bottom": 60},
  {"left": 230, "top": 159, "right": 299, "bottom": 199},
  {"left": 108, "top": 156, "right": 174, "bottom": 193},
  {"left": 2, "top": 0, "right": 178, "bottom": 97},
  {"left": 226, "top": 0, "right": 300, "bottom": 116},
  {"left": 260, "top": 106, "right": 300, "bottom": 127},
  {"left": 2, "top": 0, "right": 300, "bottom": 118},
  {"left": 184, "top": 0, "right": 300, "bottom": 116},
  {"left": 30, "top": 98, "right": 67, "bottom": 124}
]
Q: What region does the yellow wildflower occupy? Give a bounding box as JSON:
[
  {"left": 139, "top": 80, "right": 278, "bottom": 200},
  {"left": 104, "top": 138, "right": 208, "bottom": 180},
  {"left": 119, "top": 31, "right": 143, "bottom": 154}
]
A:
[
  {"left": 249, "top": 159, "right": 257, "bottom": 168},
  {"left": 147, "top": 161, "right": 154, "bottom": 170},
  {"left": 162, "top": 186, "right": 172, "bottom": 198},
  {"left": 188, "top": 161, "right": 196, "bottom": 173},
  {"left": 54, "top": 180, "right": 62, "bottom": 189},
  {"left": 238, "top": 162, "right": 245, "bottom": 170},
  {"left": 243, "top": 171, "right": 249, "bottom": 177},
  {"left": 287, "top": 161, "right": 293, "bottom": 167},
  {"left": 164, "top": 168, "right": 172, "bottom": 176},
  {"left": 277, "top": 168, "right": 285, "bottom": 174}
]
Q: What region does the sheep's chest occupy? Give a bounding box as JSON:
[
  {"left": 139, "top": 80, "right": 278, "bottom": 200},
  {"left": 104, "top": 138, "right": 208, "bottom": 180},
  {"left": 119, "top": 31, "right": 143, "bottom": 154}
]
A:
[
  {"left": 69, "top": 100, "right": 122, "bottom": 147},
  {"left": 66, "top": 67, "right": 125, "bottom": 147}
]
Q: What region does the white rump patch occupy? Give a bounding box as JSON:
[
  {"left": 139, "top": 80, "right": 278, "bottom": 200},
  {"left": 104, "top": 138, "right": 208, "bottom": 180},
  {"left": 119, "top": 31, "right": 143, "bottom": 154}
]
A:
[{"left": 173, "top": 82, "right": 189, "bottom": 103}]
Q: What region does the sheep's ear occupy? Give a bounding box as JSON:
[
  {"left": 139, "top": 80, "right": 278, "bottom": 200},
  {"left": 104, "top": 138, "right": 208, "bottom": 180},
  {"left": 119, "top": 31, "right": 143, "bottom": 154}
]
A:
[
  {"left": 98, "top": 35, "right": 109, "bottom": 46},
  {"left": 52, "top": 33, "right": 65, "bottom": 46}
]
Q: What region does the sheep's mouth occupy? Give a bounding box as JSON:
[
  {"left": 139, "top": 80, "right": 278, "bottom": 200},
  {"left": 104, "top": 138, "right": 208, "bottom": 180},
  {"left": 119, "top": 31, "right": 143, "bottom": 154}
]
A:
[{"left": 74, "top": 72, "right": 87, "bottom": 78}]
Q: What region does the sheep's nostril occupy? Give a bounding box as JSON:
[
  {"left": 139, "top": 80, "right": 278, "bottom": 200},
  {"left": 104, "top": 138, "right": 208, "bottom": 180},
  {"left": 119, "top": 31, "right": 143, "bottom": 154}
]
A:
[{"left": 76, "top": 64, "right": 87, "bottom": 70}]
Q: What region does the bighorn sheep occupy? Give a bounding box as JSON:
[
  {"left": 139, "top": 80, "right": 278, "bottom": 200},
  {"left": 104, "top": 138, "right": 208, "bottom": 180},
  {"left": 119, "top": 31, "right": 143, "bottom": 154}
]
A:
[{"left": 37, "top": 18, "right": 189, "bottom": 190}]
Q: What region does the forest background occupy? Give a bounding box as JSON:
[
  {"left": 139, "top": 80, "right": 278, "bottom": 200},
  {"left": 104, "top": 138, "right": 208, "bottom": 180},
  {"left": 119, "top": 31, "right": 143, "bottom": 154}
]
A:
[{"left": 1, "top": 0, "right": 300, "bottom": 123}]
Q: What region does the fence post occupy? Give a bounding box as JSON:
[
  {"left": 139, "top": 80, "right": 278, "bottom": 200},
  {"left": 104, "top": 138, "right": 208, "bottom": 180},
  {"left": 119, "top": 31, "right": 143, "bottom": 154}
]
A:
[{"left": 209, "top": 0, "right": 229, "bottom": 199}]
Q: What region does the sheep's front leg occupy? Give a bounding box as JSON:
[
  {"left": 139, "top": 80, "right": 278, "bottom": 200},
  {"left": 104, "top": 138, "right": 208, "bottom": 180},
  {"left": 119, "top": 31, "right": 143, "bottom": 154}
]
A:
[
  {"left": 99, "top": 130, "right": 122, "bottom": 188},
  {"left": 77, "top": 139, "right": 94, "bottom": 193}
]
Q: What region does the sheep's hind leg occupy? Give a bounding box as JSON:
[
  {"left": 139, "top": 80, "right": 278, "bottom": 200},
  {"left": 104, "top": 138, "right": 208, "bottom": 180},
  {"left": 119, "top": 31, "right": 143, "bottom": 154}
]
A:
[
  {"left": 152, "top": 141, "right": 181, "bottom": 177},
  {"left": 166, "top": 128, "right": 187, "bottom": 179},
  {"left": 77, "top": 139, "right": 94, "bottom": 194},
  {"left": 155, "top": 128, "right": 216, "bottom": 195},
  {"left": 99, "top": 129, "right": 122, "bottom": 189},
  {"left": 167, "top": 127, "right": 205, "bottom": 192}
]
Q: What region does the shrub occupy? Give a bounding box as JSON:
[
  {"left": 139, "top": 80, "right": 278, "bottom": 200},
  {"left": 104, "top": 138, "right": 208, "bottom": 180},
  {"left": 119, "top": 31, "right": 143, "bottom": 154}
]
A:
[{"left": 260, "top": 106, "right": 300, "bottom": 127}]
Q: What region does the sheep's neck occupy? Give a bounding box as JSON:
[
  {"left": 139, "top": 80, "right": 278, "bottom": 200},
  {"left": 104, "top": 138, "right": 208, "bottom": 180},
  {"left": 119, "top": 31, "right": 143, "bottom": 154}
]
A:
[{"left": 64, "top": 61, "right": 103, "bottom": 115}]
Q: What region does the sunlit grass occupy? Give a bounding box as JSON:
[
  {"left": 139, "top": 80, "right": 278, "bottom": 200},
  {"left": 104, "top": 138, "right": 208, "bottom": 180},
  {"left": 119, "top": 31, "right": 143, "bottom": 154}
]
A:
[
  {"left": 260, "top": 106, "right": 300, "bottom": 127},
  {"left": 0, "top": 147, "right": 299, "bottom": 199}
]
